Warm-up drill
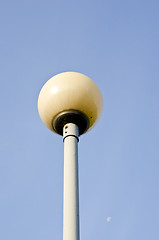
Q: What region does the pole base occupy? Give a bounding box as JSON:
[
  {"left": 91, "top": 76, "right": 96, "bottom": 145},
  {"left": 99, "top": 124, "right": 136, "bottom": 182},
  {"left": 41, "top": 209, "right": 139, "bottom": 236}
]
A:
[{"left": 53, "top": 110, "right": 89, "bottom": 136}]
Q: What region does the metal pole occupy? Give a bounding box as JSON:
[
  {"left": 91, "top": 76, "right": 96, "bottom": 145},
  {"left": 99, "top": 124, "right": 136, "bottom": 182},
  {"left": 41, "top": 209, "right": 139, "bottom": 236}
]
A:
[{"left": 63, "top": 123, "right": 80, "bottom": 240}]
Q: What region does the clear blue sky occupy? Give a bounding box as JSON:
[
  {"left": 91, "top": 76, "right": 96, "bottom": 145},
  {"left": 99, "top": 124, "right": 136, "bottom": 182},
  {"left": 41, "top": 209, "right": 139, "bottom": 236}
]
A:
[{"left": 0, "top": 0, "right": 159, "bottom": 239}]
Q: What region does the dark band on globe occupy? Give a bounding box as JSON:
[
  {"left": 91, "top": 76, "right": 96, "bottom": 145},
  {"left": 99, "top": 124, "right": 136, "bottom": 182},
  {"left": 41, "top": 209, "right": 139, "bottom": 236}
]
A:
[{"left": 53, "top": 110, "right": 89, "bottom": 136}]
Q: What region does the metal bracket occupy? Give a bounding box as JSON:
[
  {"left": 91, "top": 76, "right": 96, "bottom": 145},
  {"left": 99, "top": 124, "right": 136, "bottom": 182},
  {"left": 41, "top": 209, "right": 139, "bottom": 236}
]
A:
[{"left": 53, "top": 110, "right": 89, "bottom": 136}]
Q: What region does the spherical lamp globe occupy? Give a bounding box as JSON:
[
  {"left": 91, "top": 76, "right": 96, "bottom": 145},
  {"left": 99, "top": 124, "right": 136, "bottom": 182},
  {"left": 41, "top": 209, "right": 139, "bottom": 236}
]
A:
[{"left": 38, "top": 72, "right": 103, "bottom": 135}]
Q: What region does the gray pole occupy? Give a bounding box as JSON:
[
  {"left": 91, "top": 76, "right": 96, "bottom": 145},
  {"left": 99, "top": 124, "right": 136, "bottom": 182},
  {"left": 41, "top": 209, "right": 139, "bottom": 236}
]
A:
[
  {"left": 63, "top": 123, "right": 80, "bottom": 240},
  {"left": 38, "top": 72, "right": 103, "bottom": 239}
]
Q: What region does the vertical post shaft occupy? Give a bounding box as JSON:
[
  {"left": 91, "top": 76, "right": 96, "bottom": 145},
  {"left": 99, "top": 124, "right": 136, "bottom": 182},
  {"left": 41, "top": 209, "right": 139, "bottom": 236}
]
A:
[{"left": 63, "top": 123, "right": 80, "bottom": 240}]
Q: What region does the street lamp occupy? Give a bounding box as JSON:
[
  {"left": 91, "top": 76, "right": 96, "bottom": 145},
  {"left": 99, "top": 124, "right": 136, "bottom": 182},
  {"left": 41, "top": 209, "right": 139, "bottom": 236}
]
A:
[{"left": 38, "top": 72, "right": 103, "bottom": 240}]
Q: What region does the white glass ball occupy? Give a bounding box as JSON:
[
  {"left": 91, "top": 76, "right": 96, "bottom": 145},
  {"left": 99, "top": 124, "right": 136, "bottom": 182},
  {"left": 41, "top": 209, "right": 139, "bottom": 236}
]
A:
[{"left": 38, "top": 72, "right": 103, "bottom": 134}]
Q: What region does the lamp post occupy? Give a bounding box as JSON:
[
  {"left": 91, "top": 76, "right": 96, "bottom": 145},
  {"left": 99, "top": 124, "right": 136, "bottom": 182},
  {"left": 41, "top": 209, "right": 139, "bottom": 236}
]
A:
[{"left": 38, "top": 72, "right": 103, "bottom": 240}]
